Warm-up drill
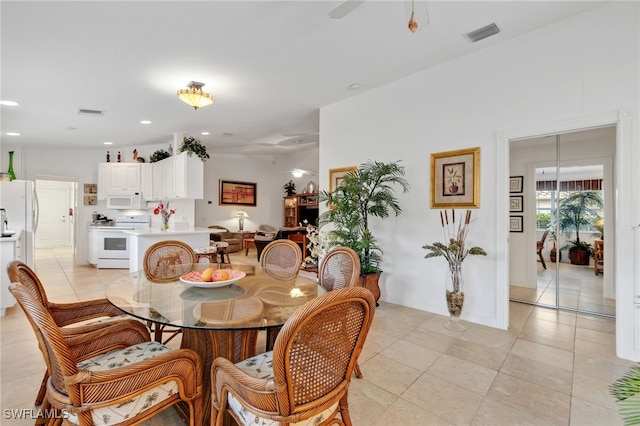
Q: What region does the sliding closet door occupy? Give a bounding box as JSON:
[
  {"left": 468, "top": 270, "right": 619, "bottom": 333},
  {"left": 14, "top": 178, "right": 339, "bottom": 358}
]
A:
[{"left": 509, "top": 126, "right": 614, "bottom": 318}]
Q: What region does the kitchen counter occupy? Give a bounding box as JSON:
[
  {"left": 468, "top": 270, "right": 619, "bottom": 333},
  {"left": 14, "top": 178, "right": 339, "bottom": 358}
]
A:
[
  {"left": 126, "top": 227, "right": 213, "bottom": 272},
  {"left": 123, "top": 227, "right": 213, "bottom": 237}
]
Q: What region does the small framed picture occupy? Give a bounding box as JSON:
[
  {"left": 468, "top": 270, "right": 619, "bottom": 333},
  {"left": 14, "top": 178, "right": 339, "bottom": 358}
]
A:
[
  {"left": 509, "top": 215, "right": 523, "bottom": 233},
  {"left": 509, "top": 195, "right": 523, "bottom": 213},
  {"left": 509, "top": 176, "right": 523, "bottom": 193}
]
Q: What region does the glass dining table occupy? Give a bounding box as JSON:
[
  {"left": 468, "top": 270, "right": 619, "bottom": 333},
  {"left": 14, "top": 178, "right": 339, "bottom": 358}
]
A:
[{"left": 106, "top": 261, "right": 323, "bottom": 425}]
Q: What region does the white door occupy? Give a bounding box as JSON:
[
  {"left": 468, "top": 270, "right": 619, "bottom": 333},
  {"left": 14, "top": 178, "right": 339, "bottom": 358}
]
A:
[{"left": 36, "top": 181, "right": 73, "bottom": 248}]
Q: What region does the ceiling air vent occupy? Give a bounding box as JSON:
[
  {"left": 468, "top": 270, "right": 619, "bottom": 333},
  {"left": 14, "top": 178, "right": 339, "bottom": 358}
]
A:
[
  {"left": 78, "top": 108, "right": 104, "bottom": 116},
  {"left": 465, "top": 23, "right": 500, "bottom": 43}
]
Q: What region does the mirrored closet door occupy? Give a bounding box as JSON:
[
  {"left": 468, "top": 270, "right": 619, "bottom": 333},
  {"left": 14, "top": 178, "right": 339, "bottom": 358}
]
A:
[{"left": 509, "top": 126, "right": 615, "bottom": 317}]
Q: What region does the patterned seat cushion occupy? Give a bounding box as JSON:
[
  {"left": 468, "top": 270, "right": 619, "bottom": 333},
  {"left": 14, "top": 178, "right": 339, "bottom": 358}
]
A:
[
  {"left": 65, "top": 341, "right": 179, "bottom": 426},
  {"left": 227, "top": 351, "right": 339, "bottom": 426}
]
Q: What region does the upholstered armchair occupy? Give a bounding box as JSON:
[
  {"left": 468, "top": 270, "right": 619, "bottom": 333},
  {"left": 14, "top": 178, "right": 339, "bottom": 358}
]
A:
[
  {"left": 208, "top": 225, "right": 243, "bottom": 253},
  {"left": 254, "top": 224, "right": 277, "bottom": 260}
]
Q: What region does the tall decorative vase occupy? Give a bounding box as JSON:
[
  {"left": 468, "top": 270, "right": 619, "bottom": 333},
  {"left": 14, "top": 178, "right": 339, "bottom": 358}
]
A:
[
  {"left": 444, "top": 263, "right": 465, "bottom": 331},
  {"left": 7, "top": 151, "right": 16, "bottom": 181}
]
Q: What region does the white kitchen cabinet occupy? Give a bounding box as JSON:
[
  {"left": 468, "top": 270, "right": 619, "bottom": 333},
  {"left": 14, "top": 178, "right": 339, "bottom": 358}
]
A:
[
  {"left": 1, "top": 233, "right": 19, "bottom": 316},
  {"left": 98, "top": 163, "right": 141, "bottom": 195},
  {"left": 88, "top": 228, "right": 97, "bottom": 264},
  {"left": 151, "top": 153, "right": 203, "bottom": 200},
  {"left": 172, "top": 152, "right": 203, "bottom": 199},
  {"left": 140, "top": 163, "right": 154, "bottom": 200}
]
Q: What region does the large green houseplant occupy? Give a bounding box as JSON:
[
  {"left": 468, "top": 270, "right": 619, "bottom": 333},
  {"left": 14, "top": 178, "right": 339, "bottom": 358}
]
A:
[
  {"left": 558, "top": 190, "right": 603, "bottom": 265},
  {"left": 318, "top": 160, "right": 410, "bottom": 302}
]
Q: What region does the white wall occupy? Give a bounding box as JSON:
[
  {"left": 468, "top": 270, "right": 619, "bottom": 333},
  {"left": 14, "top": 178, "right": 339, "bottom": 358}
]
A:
[{"left": 319, "top": 2, "right": 638, "bottom": 338}]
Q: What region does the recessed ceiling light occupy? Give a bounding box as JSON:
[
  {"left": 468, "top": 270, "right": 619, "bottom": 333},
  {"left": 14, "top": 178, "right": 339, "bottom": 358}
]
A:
[
  {"left": 201, "top": 132, "right": 210, "bottom": 136},
  {"left": 140, "top": 120, "right": 151, "bottom": 124},
  {"left": 6, "top": 132, "right": 20, "bottom": 136},
  {"left": 217, "top": 132, "right": 233, "bottom": 137},
  {"left": 348, "top": 83, "right": 361, "bottom": 90},
  {"left": 103, "top": 141, "right": 113, "bottom": 145},
  {"left": 0, "top": 100, "right": 19, "bottom": 107}
]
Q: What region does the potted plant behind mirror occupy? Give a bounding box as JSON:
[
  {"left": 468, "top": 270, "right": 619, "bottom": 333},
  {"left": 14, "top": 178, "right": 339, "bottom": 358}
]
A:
[
  {"left": 558, "top": 190, "right": 603, "bottom": 265},
  {"left": 318, "top": 160, "right": 410, "bottom": 304}
]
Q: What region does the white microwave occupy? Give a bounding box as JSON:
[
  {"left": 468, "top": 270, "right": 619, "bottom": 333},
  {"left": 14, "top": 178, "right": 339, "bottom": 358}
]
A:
[{"left": 106, "top": 193, "right": 143, "bottom": 210}]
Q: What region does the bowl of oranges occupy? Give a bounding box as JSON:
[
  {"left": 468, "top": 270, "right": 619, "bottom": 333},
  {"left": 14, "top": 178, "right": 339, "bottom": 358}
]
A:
[{"left": 179, "top": 267, "right": 246, "bottom": 288}]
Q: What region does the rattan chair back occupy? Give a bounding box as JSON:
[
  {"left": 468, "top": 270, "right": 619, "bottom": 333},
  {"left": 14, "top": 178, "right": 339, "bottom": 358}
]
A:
[
  {"left": 143, "top": 240, "right": 198, "bottom": 282},
  {"left": 10, "top": 283, "right": 80, "bottom": 397},
  {"left": 260, "top": 239, "right": 303, "bottom": 280},
  {"left": 212, "top": 287, "right": 375, "bottom": 425},
  {"left": 318, "top": 246, "right": 361, "bottom": 292},
  {"left": 7, "top": 260, "right": 50, "bottom": 308}
]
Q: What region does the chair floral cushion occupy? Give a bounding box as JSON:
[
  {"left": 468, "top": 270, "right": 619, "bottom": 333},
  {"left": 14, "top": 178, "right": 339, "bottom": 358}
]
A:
[
  {"left": 66, "top": 341, "right": 179, "bottom": 425},
  {"left": 227, "top": 351, "right": 339, "bottom": 426}
]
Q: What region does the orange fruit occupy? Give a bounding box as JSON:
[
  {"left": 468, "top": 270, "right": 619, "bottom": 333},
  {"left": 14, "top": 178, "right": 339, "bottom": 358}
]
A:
[
  {"left": 212, "top": 269, "right": 230, "bottom": 281},
  {"left": 201, "top": 267, "right": 214, "bottom": 282}
]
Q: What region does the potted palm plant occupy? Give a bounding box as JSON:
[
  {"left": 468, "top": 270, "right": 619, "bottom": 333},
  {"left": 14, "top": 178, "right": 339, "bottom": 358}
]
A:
[
  {"left": 318, "top": 160, "right": 410, "bottom": 304},
  {"left": 558, "top": 190, "right": 603, "bottom": 265}
]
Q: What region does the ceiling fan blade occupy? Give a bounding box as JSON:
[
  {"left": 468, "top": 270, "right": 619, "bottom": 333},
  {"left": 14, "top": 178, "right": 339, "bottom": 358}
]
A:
[{"left": 328, "top": 0, "right": 366, "bottom": 19}]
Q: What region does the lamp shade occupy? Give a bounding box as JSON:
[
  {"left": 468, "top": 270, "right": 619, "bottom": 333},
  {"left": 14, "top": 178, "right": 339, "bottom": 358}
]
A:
[
  {"left": 235, "top": 210, "right": 249, "bottom": 218},
  {"left": 177, "top": 81, "right": 214, "bottom": 110}
]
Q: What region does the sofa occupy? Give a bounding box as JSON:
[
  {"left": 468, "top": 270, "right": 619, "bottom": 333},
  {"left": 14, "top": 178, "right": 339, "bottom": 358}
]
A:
[{"left": 208, "top": 226, "right": 243, "bottom": 253}]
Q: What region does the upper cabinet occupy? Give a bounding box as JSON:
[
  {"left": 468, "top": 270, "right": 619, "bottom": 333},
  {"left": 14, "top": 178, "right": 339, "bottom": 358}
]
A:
[
  {"left": 98, "top": 163, "right": 142, "bottom": 199},
  {"left": 151, "top": 153, "right": 203, "bottom": 200},
  {"left": 98, "top": 153, "right": 203, "bottom": 201}
]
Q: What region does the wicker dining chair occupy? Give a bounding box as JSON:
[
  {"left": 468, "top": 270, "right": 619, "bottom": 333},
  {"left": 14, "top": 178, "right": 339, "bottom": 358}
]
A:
[
  {"left": 7, "top": 260, "right": 132, "bottom": 407},
  {"left": 143, "top": 240, "right": 198, "bottom": 283},
  {"left": 260, "top": 239, "right": 303, "bottom": 281},
  {"left": 9, "top": 282, "right": 203, "bottom": 426},
  {"left": 143, "top": 240, "right": 199, "bottom": 343},
  {"left": 211, "top": 286, "right": 375, "bottom": 426},
  {"left": 318, "top": 246, "right": 365, "bottom": 379}
]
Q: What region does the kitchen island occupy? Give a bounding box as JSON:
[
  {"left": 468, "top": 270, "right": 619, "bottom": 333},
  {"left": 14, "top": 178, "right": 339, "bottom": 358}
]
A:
[
  {"left": 1, "top": 231, "right": 21, "bottom": 316},
  {"left": 125, "top": 227, "right": 220, "bottom": 272}
]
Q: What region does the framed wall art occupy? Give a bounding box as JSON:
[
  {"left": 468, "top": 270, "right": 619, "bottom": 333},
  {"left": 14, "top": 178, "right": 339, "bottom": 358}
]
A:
[
  {"left": 509, "top": 195, "right": 523, "bottom": 213},
  {"left": 509, "top": 176, "right": 523, "bottom": 193},
  {"left": 219, "top": 180, "right": 257, "bottom": 206},
  {"left": 509, "top": 215, "right": 523, "bottom": 233},
  {"left": 430, "top": 147, "right": 480, "bottom": 208},
  {"left": 329, "top": 166, "right": 356, "bottom": 193}
]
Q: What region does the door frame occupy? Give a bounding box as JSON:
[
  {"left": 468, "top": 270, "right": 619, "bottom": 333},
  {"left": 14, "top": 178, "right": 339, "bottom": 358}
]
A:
[
  {"left": 34, "top": 174, "right": 78, "bottom": 255},
  {"left": 497, "top": 109, "right": 638, "bottom": 361}
]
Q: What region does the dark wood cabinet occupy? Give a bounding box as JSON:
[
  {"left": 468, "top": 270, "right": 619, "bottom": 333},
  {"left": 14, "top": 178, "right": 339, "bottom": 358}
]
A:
[{"left": 283, "top": 193, "right": 318, "bottom": 227}]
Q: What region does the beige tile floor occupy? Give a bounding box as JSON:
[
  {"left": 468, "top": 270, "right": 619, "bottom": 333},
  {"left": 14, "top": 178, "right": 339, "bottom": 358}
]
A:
[
  {"left": 1, "top": 247, "right": 634, "bottom": 425},
  {"left": 510, "top": 261, "right": 614, "bottom": 316}
]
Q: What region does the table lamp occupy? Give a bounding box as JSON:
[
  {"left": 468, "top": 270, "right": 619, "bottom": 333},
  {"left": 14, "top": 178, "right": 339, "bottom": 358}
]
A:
[{"left": 235, "top": 210, "right": 249, "bottom": 231}]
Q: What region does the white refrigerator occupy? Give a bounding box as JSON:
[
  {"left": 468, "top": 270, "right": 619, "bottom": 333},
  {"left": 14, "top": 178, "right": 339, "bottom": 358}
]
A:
[{"left": 1, "top": 180, "right": 38, "bottom": 267}]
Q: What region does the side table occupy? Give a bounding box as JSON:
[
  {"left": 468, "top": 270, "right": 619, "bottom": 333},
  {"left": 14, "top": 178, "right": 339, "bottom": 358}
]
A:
[{"left": 244, "top": 238, "right": 256, "bottom": 256}]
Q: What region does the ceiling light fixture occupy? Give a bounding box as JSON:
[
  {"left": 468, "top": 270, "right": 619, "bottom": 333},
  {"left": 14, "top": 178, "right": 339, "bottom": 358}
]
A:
[
  {"left": 177, "top": 81, "right": 214, "bottom": 110},
  {"left": 0, "top": 100, "right": 19, "bottom": 107}
]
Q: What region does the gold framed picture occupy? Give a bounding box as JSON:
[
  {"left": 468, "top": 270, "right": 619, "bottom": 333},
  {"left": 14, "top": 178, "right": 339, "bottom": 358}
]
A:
[
  {"left": 329, "top": 166, "right": 356, "bottom": 193},
  {"left": 430, "top": 147, "right": 480, "bottom": 208}
]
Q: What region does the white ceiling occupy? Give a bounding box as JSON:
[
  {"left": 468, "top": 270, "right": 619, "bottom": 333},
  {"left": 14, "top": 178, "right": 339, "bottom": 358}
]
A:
[{"left": 1, "top": 1, "right": 607, "bottom": 155}]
